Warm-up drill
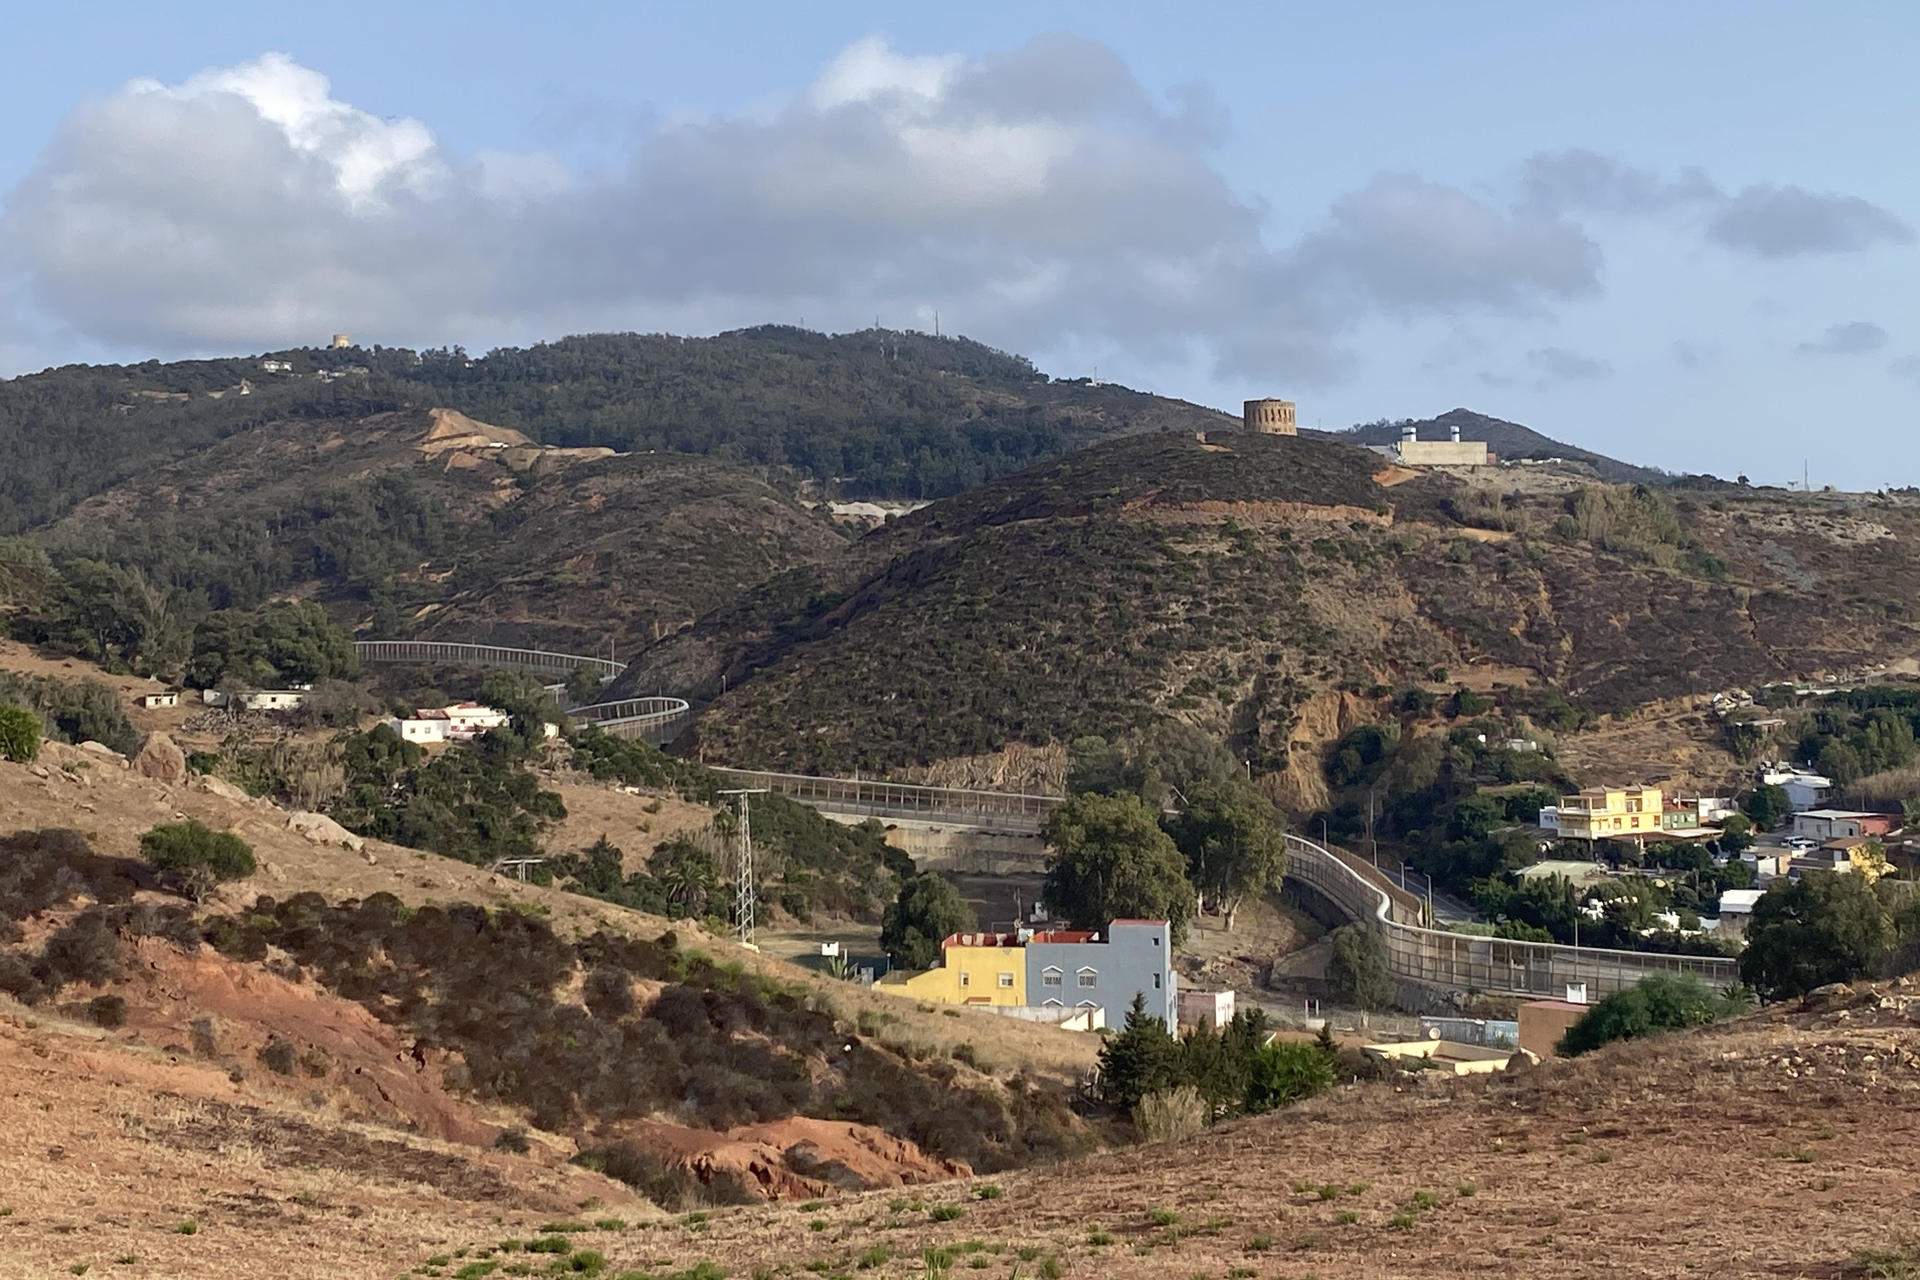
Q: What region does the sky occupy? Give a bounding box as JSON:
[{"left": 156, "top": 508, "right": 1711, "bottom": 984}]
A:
[{"left": 1, "top": 1, "right": 1916, "bottom": 487}]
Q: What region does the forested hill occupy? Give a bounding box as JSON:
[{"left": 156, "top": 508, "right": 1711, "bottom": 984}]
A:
[
  {"left": 1315, "top": 408, "right": 1663, "bottom": 484},
  {"left": 0, "top": 327, "right": 1232, "bottom": 533}
]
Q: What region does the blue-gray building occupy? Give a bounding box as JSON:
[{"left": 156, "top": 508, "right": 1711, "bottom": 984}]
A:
[{"left": 1022, "top": 919, "right": 1178, "bottom": 1029}]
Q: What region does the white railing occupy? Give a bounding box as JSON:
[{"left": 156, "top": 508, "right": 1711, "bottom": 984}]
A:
[
  {"left": 1283, "top": 834, "right": 1740, "bottom": 1000},
  {"left": 571, "top": 696, "right": 693, "bottom": 745}
]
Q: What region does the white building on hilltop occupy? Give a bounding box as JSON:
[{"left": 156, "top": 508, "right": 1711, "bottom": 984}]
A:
[{"left": 388, "top": 702, "right": 558, "bottom": 744}]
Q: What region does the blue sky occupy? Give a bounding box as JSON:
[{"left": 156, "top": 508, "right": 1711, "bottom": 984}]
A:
[{"left": 2, "top": 1, "right": 1916, "bottom": 486}]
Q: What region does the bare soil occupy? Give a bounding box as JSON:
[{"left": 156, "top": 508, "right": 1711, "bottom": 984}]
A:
[{"left": 463, "top": 980, "right": 1920, "bottom": 1279}]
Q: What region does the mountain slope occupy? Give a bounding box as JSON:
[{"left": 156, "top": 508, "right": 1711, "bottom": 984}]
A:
[
  {"left": 1316, "top": 407, "right": 1664, "bottom": 483},
  {"left": 40, "top": 406, "right": 851, "bottom": 650},
  {"left": 620, "top": 429, "right": 1920, "bottom": 794},
  {"left": 1, "top": 327, "right": 1235, "bottom": 536}
]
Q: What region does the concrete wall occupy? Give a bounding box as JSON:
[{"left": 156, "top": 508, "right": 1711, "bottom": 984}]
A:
[
  {"left": 1396, "top": 440, "right": 1489, "bottom": 466},
  {"left": 1025, "top": 921, "right": 1177, "bottom": 1028}
]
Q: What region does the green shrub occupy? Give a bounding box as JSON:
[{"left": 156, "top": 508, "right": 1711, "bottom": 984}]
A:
[
  {"left": 0, "top": 705, "right": 40, "bottom": 763},
  {"left": 87, "top": 993, "right": 128, "bottom": 1029},
  {"left": 139, "top": 821, "right": 256, "bottom": 902},
  {"left": 1244, "top": 1041, "right": 1335, "bottom": 1114},
  {"left": 1560, "top": 973, "right": 1750, "bottom": 1055}
]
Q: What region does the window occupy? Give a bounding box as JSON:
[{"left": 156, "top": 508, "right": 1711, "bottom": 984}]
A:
[
  {"left": 1077, "top": 967, "right": 1098, "bottom": 989},
  {"left": 958, "top": 971, "right": 970, "bottom": 987},
  {"left": 997, "top": 972, "right": 1014, "bottom": 988},
  {"left": 1041, "top": 967, "right": 1062, "bottom": 988},
  {"left": 1152, "top": 973, "right": 1161, "bottom": 989}
]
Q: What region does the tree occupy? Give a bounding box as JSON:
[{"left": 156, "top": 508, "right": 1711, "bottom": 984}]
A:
[
  {"left": 1043, "top": 792, "right": 1196, "bottom": 944},
  {"left": 651, "top": 838, "right": 720, "bottom": 918},
  {"left": 1162, "top": 781, "right": 1286, "bottom": 931},
  {"left": 0, "top": 705, "right": 40, "bottom": 763},
  {"left": 140, "top": 820, "right": 256, "bottom": 902},
  {"left": 1244, "top": 1040, "right": 1335, "bottom": 1114},
  {"left": 1742, "top": 784, "right": 1791, "bottom": 831},
  {"left": 1326, "top": 924, "right": 1392, "bottom": 1009},
  {"left": 880, "top": 872, "right": 976, "bottom": 969},
  {"left": 1559, "top": 974, "right": 1750, "bottom": 1056},
  {"left": 185, "top": 601, "right": 358, "bottom": 689},
  {"left": 1097, "top": 992, "right": 1180, "bottom": 1111},
  {"left": 1740, "top": 871, "right": 1893, "bottom": 999},
  {"left": 1716, "top": 813, "right": 1754, "bottom": 855},
  {"left": 564, "top": 663, "right": 604, "bottom": 708}
]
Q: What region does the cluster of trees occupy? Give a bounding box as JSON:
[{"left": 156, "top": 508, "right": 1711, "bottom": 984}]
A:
[
  {"left": 1318, "top": 721, "right": 1572, "bottom": 895},
  {"left": 0, "top": 673, "right": 138, "bottom": 754},
  {"left": 186, "top": 601, "right": 360, "bottom": 689},
  {"left": 1471, "top": 873, "right": 1734, "bottom": 957},
  {"left": 329, "top": 724, "right": 566, "bottom": 866},
  {"left": 1740, "top": 870, "right": 1920, "bottom": 999},
  {"left": 3, "top": 551, "right": 188, "bottom": 678},
  {"left": 1044, "top": 731, "right": 1288, "bottom": 942},
  {"left": 1098, "top": 996, "right": 1335, "bottom": 1127},
  {"left": 1792, "top": 692, "right": 1920, "bottom": 789}
]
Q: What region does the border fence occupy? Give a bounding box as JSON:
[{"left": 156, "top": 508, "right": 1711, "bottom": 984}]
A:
[{"left": 1284, "top": 833, "right": 1739, "bottom": 1000}]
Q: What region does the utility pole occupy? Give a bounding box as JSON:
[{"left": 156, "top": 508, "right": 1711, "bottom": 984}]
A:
[{"left": 717, "top": 788, "right": 768, "bottom": 949}]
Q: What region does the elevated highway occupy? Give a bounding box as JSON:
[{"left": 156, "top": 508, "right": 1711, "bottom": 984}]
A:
[{"left": 356, "top": 636, "right": 1737, "bottom": 1000}]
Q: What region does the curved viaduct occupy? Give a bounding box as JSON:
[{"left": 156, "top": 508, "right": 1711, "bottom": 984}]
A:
[{"left": 355, "top": 639, "right": 1737, "bottom": 1001}]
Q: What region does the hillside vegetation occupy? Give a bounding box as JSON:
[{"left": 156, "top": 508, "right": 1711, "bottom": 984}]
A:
[
  {"left": 1, "top": 326, "right": 1231, "bottom": 536},
  {"left": 625, "top": 430, "right": 1920, "bottom": 794}
]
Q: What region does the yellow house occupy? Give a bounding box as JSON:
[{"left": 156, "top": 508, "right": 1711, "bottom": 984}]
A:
[
  {"left": 1556, "top": 785, "right": 1664, "bottom": 842},
  {"left": 877, "top": 932, "right": 1027, "bottom": 1006}
]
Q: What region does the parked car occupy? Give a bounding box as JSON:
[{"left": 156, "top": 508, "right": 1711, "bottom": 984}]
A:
[{"left": 1786, "top": 836, "right": 1820, "bottom": 852}]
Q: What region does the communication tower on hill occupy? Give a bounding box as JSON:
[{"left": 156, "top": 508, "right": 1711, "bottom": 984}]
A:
[{"left": 717, "top": 788, "right": 767, "bottom": 949}]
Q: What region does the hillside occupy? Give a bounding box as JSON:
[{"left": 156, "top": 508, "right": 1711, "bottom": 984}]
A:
[
  {"left": 0, "top": 326, "right": 1234, "bottom": 536},
  {"left": 0, "top": 728, "right": 1102, "bottom": 1217},
  {"left": 1317, "top": 407, "right": 1665, "bottom": 483},
  {"left": 619, "top": 429, "right": 1920, "bottom": 797},
  {"left": 38, "top": 406, "right": 850, "bottom": 652}
]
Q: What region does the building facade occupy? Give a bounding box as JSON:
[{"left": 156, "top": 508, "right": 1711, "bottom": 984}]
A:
[
  {"left": 1554, "top": 785, "right": 1664, "bottom": 842},
  {"left": 1025, "top": 920, "right": 1177, "bottom": 1028},
  {"left": 877, "top": 920, "right": 1179, "bottom": 1028},
  {"left": 1791, "top": 810, "right": 1897, "bottom": 841},
  {"left": 1366, "top": 421, "right": 1491, "bottom": 467}
]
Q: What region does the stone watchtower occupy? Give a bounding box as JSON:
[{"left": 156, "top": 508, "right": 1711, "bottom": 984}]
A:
[{"left": 1243, "top": 398, "right": 1297, "bottom": 435}]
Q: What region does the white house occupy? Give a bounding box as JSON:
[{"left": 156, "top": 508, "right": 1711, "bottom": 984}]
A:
[
  {"left": 1760, "top": 765, "right": 1832, "bottom": 813},
  {"left": 387, "top": 702, "right": 555, "bottom": 744},
  {"left": 259, "top": 359, "right": 293, "bottom": 373},
  {"left": 136, "top": 692, "right": 179, "bottom": 709}
]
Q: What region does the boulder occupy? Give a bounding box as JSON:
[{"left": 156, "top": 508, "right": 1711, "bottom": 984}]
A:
[
  {"left": 77, "top": 741, "right": 126, "bottom": 764},
  {"left": 286, "top": 810, "right": 367, "bottom": 853},
  {"left": 1502, "top": 1048, "right": 1541, "bottom": 1074},
  {"left": 132, "top": 733, "right": 187, "bottom": 785},
  {"left": 196, "top": 775, "right": 253, "bottom": 804}
]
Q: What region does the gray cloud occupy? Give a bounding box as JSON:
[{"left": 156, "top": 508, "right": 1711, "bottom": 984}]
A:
[
  {"left": 1890, "top": 354, "right": 1920, "bottom": 386},
  {"left": 1708, "top": 186, "right": 1914, "bottom": 259},
  {"left": 1671, "top": 339, "right": 1719, "bottom": 371},
  {"left": 1797, "top": 320, "right": 1889, "bottom": 356},
  {"left": 1518, "top": 149, "right": 1912, "bottom": 261},
  {"left": 1526, "top": 346, "right": 1613, "bottom": 384}
]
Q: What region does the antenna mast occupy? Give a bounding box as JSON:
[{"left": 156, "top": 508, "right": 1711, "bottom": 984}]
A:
[{"left": 717, "top": 788, "right": 768, "bottom": 948}]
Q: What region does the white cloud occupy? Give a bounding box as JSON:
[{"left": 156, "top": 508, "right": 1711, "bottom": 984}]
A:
[{"left": 2, "top": 43, "right": 1911, "bottom": 388}]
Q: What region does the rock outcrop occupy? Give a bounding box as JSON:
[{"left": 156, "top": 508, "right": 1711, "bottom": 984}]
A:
[{"left": 131, "top": 733, "right": 187, "bottom": 786}]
